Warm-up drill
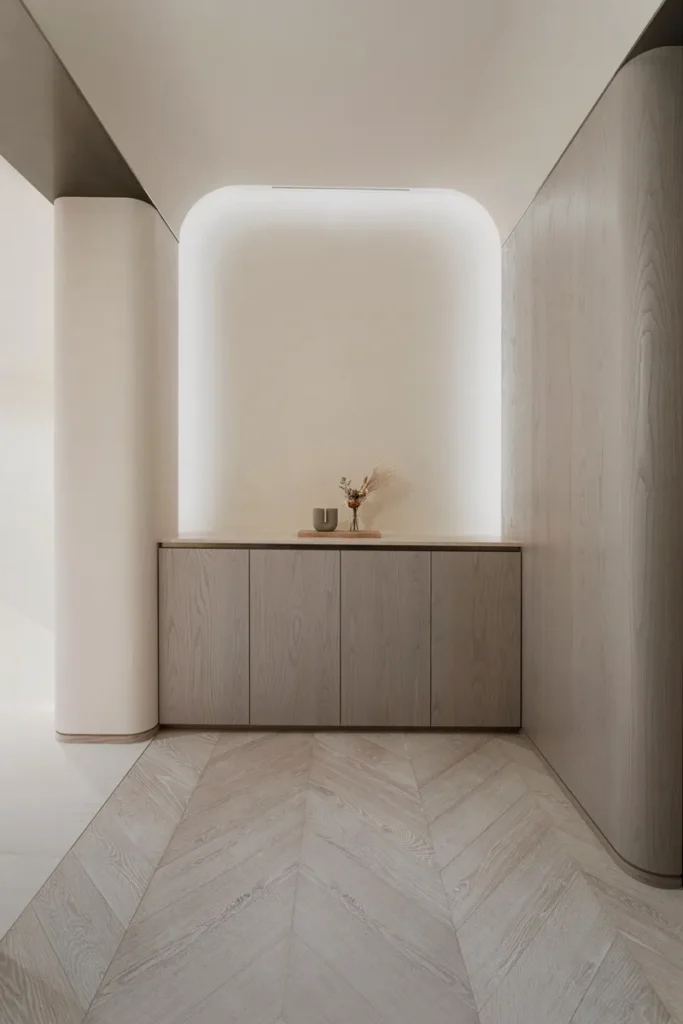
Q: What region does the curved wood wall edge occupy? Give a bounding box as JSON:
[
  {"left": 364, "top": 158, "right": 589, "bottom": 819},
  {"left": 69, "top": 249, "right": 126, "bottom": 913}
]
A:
[{"left": 503, "top": 47, "right": 683, "bottom": 884}]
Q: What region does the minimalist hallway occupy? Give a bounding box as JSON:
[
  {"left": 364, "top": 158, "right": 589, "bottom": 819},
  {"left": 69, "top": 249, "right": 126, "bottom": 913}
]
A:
[{"left": 1, "top": 730, "right": 681, "bottom": 1024}]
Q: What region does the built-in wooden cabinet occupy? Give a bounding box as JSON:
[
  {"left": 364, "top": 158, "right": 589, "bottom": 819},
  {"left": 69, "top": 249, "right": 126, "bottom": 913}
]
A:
[
  {"left": 431, "top": 551, "right": 521, "bottom": 727},
  {"left": 158, "top": 548, "right": 249, "bottom": 725},
  {"left": 340, "top": 550, "right": 430, "bottom": 727},
  {"left": 158, "top": 544, "right": 521, "bottom": 729},
  {"left": 250, "top": 549, "right": 340, "bottom": 726}
]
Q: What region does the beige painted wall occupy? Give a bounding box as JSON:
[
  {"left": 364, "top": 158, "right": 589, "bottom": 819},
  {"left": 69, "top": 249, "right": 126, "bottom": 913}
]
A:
[
  {"left": 0, "top": 156, "right": 53, "bottom": 637},
  {"left": 179, "top": 187, "right": 501, "bottom": 538}
]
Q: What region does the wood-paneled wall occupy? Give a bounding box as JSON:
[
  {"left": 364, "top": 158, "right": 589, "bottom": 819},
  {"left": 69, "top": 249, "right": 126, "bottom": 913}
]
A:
[{"left": 502, "top": 48, "right": 683, "bottom": 881}]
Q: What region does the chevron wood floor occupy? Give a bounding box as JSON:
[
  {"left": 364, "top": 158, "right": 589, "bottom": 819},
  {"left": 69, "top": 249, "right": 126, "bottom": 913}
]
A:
[{"left": 1, "top": 730, "right": 682, "bottom": 1023}]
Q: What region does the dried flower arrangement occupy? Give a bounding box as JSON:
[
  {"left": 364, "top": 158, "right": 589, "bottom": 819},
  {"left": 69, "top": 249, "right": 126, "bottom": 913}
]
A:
[{"left": 339, "top": 467, "right": 393, "bottom": 531}]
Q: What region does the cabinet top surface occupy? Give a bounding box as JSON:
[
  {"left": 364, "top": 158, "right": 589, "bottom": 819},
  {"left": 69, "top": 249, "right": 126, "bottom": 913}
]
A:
[{"left": 160, "top": 534, "right": 521, "bottom": 551}]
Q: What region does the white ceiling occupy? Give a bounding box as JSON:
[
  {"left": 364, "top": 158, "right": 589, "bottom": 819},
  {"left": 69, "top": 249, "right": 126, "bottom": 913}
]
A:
[{"left": 25, "top": 0, "right": 661, "bottom": 239}]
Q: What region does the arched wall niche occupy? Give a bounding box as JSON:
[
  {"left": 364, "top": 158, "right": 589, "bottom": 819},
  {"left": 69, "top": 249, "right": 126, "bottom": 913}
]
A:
[{"left": 179, "top": 185, "right": 501, "bottom": 537}]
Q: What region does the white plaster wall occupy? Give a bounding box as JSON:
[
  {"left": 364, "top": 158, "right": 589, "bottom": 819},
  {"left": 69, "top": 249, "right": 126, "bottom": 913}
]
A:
[
  {"left": 0, "top": 156, "right": 54, "bottom": 704},
  {"left": 55, "top": 197, "right": 176, "bottom": 736},
  {"left": 180, "top": 187, "right": 501, "bottom": 537}
]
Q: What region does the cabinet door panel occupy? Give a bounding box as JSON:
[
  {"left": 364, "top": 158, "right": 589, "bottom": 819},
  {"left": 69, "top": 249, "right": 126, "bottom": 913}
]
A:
[
  {"left": 432, "top": 551, "right": 520, "bottom": 727},
  {"left": 159, "top": 548, "right": 249, "bottom": 725},
  {"left": 341, "top": 551, "right": 430, "bottom": 727},
  {"left": 250, "top": 549, "right": 340, "bottom": 726}
]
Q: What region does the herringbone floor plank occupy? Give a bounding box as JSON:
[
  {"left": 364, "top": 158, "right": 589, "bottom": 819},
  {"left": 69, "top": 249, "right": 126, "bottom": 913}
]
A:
[{"left": 0, "top": 730, "right": 678, "bottom": 1024}]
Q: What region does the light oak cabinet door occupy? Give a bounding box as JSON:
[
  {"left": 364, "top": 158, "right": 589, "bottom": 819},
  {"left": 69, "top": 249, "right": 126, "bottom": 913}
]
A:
[
  {"left": 159, "top": 548, "right": 249, "bottom": 725},
  {"left": 431, "top": 551, "right": 521, "bottom": 727},
  {"left": 250, "top": 549, "right": 340, "bottom": 726},
  {"left": 341, "top": 550, "right": 430, "bottom": 727}
]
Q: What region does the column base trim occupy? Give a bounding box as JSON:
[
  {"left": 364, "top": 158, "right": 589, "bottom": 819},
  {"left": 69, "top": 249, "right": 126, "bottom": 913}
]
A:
[
  {"left": 56, "top": 725, "right": 159, "bottom": 744},
  {"left": 523, "top": 730, "right": 682, "bottom": 890}
]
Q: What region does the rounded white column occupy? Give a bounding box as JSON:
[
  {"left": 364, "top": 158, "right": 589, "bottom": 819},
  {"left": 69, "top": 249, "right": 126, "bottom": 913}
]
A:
[{"left": 55, "top": 197, "right": 161, "bottom": 738}]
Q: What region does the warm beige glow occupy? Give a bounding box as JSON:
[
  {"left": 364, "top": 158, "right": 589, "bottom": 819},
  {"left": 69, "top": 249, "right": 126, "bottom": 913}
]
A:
[{"left": 179, "top": 186, "right": 501, "bottom": 537}]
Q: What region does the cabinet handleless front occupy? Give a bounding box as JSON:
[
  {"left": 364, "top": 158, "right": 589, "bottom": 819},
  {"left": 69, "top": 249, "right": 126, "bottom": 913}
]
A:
[
  {"left": 341, "top": 550, "right": 430, "bottom": 726},
  {"left": 159, "top": 548, "right": 249, "bottom": 725},
  {"left": 431, "top": 551, "right": 521, "bottom": 727},
  {"left": 250, "top": 549, "right": 341, "bottom": 726}
]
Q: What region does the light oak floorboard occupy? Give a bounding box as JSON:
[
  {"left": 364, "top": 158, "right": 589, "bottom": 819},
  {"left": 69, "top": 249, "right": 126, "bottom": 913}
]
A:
[
  {"left": 284, "top": 934, "right": 387, "bottom": 1024},
  {"left": 33, "top": 853, "right": 124, "bottom": 1010},
  {"left": 3, "top": 730, "right": 677, "bottom": 1024},
  {"left": 306, "top": 785, "right": 450, "bottom": 927},
  {"left": 419, "top": 741, "right": 508, "bottom": 825},
  {"left": 95, "top": 734, "right": 214, "bottom": 871},
  {"left": 360, "top": 732, "right": 409, "bottom": 756},
  {"left": 442, "top": 792, "right": 548, "bottom": 929},
  {"left": 570, "top": 935, "right": 672, "bottom": 1024},
  {"left": 429, "top": 764, "right": 527, "bottom": 870},
  {"left": 0, "top": 907, "right": 82, "bottom": 1024},
  {"left": 85, "top": 872, "right": 297, "bottom": 1024},
  {"left": 293, "top": 870, "right": 478, "bottom": 1024},
  {"left": 140, "top": 790, "right": 307, "bottom": 922},
  {"left": 184, "top": 937, "right": 289, "bottom": 1024},
  {"left": 71, "top": 800, "right": 154, "bottom": 930},
  {"left": 315, "top": 731, "right": 420, "bottom": 799},
  {"left": 410, "top": 733, "right": 489, "bottom": 788},
  {"left": 71, "top": 731, "right": 217, "bottom": 932},
  {"left": 456, "top": 827, "right": 578, "bottom": 1007},
  {"left": 187, "top": 732, "right": 312, "bottom": 820},
  {"left": 302, "top": 830, "right": 468, "bottom": 991},
  {"left": 622, "top": 939, "right": 683, "bottom": 1023},
  {"left": 479, "top": 873, "right": 613, "bottom": 1024}
]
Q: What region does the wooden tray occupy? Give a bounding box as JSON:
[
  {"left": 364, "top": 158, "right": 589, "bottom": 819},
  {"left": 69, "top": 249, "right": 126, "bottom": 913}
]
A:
[{"left": 297, "top": 530, "right": 382, "bottom": 539}]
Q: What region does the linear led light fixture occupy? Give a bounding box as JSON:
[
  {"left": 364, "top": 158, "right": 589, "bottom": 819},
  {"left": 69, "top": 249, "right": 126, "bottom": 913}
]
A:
[{"left": 272, "top": 185, "right": 411, "bottom": 191}]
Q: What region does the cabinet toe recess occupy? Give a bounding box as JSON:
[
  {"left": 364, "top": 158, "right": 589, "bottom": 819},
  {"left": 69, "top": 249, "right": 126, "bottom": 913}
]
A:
[{"left": 158, "top": 542, "right": 521, "bottom": 729}]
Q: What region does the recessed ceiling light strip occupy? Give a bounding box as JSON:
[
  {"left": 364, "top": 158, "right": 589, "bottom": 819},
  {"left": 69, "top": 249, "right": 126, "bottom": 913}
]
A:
[{"left": 271, "top": 185, "right": 410, "bottom": 191}]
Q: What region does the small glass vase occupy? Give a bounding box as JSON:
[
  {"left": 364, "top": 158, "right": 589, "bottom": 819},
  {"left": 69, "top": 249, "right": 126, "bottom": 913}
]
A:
[{"left": 348, "top": 503, "right": 361, "bottom": 532}]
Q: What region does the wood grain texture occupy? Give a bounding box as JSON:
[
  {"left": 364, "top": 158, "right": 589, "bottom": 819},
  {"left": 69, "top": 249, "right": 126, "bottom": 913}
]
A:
[
  {"left": 33, "top": 854, "right": 124, "bottom": 1011},
  {"left": 570, "top": 936, "right": 672, "bottom": 1024},
  {"left": 4, "top": 731, "right": 680, "bottom": 1022},
  {"left": 340, "top": 551, "right": 430, "bottom": 727},
  {"left": 0, "top": 907, "right": 83, "bottom": 1024},
  {"left": 297, "top": 530, "right": 381, "bottom": 539},
  {"left": 250, "top": 550, "right": 340, "bottom": 726},
  {"left": 431, "top": 551, "right": 521, "bottom": 727},
  {"left": 502, "top": 48, "right": 683, "bottom": 880},
  {"left": 159, "top": 549, "right": 249, "bottom": 725},
  {"left": 479, "top": 873, "right": 614, "bottom": 1024},
  {"left": 56, "top": 727, "right": 158, "bottom": 744}
]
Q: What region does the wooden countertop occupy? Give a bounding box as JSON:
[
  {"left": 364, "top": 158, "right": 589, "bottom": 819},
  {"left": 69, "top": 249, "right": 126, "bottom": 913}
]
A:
[{"left": 160, "top": 535, "right": 522, "bottom": 551}]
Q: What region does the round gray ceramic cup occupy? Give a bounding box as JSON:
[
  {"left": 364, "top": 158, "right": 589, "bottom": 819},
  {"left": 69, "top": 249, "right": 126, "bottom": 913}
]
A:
[{"left": 313, "top": 508, "right": 338, "bottom": 532}]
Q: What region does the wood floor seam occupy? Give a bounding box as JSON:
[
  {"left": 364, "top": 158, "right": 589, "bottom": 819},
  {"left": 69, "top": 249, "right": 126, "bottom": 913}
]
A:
[
  {"left": 78, "top": 733, "right": 220, "bottom": 1020},
  {"left": 286, "top": 929, "right": 388, "bottom": 1023},
  {"left": 3, "top": 730, "right": 678, "bottom": 1024},
  {"left": 435, "top": 773, "right": 529, "bottom": 876},
  {"left": 28, "top": 903, "right": 84, "bottom": 1015},
  {"left": 80, "top": 737, "right": 219, "bottom": 1007},
  {"left": 403, "top": 731, "right": 481, "bottom": 1017},
  {"left": 566, "top": 935, "right": 620, "bottom": 1024},
  {"left": 281, "top": 736, "right": 317, "bottom": 1022}
]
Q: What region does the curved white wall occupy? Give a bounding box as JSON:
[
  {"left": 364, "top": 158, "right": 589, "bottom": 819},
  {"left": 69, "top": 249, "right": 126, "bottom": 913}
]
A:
[
  {"left": 180, "top": 187, "right": 501, "bottom": 537},
  {"left": 55, "top": 197, "right": 176, "bottom": 737}
]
